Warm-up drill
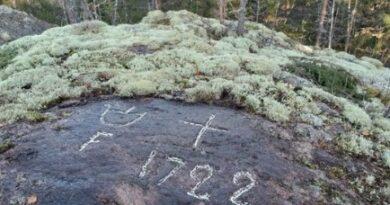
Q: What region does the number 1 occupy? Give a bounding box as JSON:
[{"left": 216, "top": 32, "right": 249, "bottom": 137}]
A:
[{"left": 139, "top": 150, "right": 157, "bottom": 178}]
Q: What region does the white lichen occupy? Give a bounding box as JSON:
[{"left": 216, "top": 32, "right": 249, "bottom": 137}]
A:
[
  {"left": 338, "top": 133, "right": 374, "bottom": 156},
  {"left": 262, "top": 97, "right": 291, "bottom": 122},
  {"left": 342, "top": 103, "right": 372, "bottom": 127},
  {"left": 382, "top": 149, "right": 390, "bottom": 168}
]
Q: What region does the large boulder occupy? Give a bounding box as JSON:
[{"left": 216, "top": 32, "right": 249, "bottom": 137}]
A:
[
  {"left": 0, "top": 10, "right": 389, "bottom": 204},
  {"left": 0, "top": 5, "right": 52, "bottom": 45}
]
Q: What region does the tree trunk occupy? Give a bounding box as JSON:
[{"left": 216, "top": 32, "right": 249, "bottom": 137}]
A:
[
  {"left": 273, "top": 1, "right": 280, "bottom": 28},
  {"left": 123, "top": 0, "right": 129, "bottom": 23},
  {"left": 315, "top": 0, "right": 329, "bottom": 48},
  {"left": 350, "top": 0, "right": 358, "bottom": 46},
  {"left": 236, "top": 0, "right": 248, "bottom": 36},
  {"left": 345, "top": 0, "right": 352, "bottom": 51},
  {"left": 148, "top": 0, "right": 153, "bottom": 11},
  {"left": 57, "top": 0, "right": 69, "bottom": 24},
  {"left": 148, "top": 0, "right": 160, "bottom": 10},
  {"left": 155, "top": 0, "right": 161, "bottom": 10},
  {"left": 256, "top": 0, "right": 260, "bottom": 22},
  {"left": 63, "top": 0, "right": 93, "bottom": 23},
  {"left": 80, "top": 0, "right": 93, "bottom": 21},
  {"left": 345, "top": 0, "right": 358, "bottom": 51},
  {"left": 112, "top": 0, "right": 119, "bottom": 25},
  {"left": 92, "top": 0, "right": 99, "bottom": 20},
  {"left": 218, "top": 0, "right": 227, "bottom": 23},
  {"left": 63, "top": 0, "right": 77, "bottom": 23},
  {"left": 328, "top": 0, "right": 336, "bottom": 49}
]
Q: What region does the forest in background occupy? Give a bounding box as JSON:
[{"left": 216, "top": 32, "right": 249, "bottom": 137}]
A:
[{"left": 0, "top": 0, "right": 389, "bottom": 65}]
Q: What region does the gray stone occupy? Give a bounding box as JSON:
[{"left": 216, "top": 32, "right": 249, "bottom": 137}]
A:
[
  {"left": 0, "top": 5, "right": 52, "bottom": 45},
  {"left": 0, "top": 98, "right": 362, "bottom": 204}
]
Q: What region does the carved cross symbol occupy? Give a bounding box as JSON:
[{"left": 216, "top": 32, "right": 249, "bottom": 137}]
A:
[
  {"left": 182, "top": 114, "right": 228, "bottom": 149},
  {"left": 79, "top": 132, "right": 113, "bottom": 151},
  {"left": 100, "top": 104, "right": 147, "bottom": 127}
]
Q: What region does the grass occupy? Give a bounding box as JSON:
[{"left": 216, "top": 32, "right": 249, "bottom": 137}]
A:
[{"left": 287, "top": 61, "right": 360, "bottom": 100}]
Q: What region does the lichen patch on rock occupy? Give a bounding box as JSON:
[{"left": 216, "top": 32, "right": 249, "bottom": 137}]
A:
[{"left": 0, "top": 10, "right": 389, "bottom": 204}]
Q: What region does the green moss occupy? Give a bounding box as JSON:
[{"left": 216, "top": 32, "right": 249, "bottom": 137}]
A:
[
  {"left": 0, "top": 139, "right": 14, "bottom": 154},
  {"left": 300, "top": 159, "right": 318, "bottom": 169},
  {"left": 328, "top": 166, "right": 346, "bottom": 179},
  {"left": 25, "top": 111, "right": 47, "bottom": 122}
]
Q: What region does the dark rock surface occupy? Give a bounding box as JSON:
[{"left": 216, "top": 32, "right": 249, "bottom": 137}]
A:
[
  {"left": 0, "top": 98, "right": 351, "bottom": 205},
  {"left": 0, "top": 5, "right": 52, "bottom": 45}
]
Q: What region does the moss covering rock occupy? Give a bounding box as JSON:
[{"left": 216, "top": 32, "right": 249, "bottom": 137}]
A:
[{"left": 0, "top": 10, "right": 389, "bottom": 170}]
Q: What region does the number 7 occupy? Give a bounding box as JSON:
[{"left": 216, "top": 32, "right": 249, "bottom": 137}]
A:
[{"left": 157, "top": 157, "right": 185, "bottom": 186}]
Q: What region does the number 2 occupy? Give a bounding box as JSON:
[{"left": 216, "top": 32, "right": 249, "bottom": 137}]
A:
[
  {"left": 187, "top": 164, "right": 213, "bottom": 201},
  {"left": 230, "top": 171, "right": 256, "bottom": 205}
]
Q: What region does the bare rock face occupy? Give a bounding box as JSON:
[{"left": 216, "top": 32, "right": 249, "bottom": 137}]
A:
[
  {"left": 0, "top": 5, "right": 52, "bottom": 45},
  {"left": 0, "top": 98, "right": 370, "bottom": 205}
]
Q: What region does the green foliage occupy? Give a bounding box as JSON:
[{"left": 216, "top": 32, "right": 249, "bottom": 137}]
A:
[
  {"left": 287, "top": 62, "right": 359, "bottom": 99},
  {"left": 2, "top": 0, "right": 387, "bottom": 65}
]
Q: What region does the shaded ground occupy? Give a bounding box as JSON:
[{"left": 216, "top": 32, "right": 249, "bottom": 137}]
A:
[{"left": 0, "top": 98, "right": 372, "bottom": 204}]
